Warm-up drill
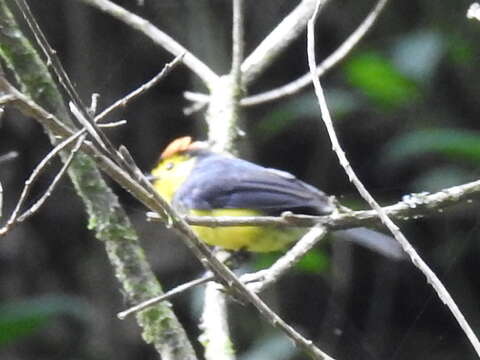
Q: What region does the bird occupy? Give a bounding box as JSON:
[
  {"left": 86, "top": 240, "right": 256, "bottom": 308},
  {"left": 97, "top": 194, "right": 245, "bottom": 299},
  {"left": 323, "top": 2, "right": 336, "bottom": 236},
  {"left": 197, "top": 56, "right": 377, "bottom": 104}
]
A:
[{"left": 151, "top": 136, "right": 404, "bottom": 259}]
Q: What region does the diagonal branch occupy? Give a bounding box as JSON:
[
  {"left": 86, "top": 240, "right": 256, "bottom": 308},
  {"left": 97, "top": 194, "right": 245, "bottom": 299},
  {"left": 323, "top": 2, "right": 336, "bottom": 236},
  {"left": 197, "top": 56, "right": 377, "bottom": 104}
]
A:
[
  {"left": 95, "top": 53, "right": 184, "bottom": 123},
  {"left": 0, "top": 151, "right": 18, "bottom": 164},
  {"left": 307, "top": 1, "right": 480, "bottom": 357},
  {"left": 0, "top": 130, "right": 85, "bottom": 236},
  {"left": 118, "top": 274, "right": 215, "bottom": 320},
  {"left": 241, "top": 0, "right": 329, "bottom": 85},
  {"left": 242, "top": 0, "right": 389, "bottom": 106},
  {"left": 77, "top": 0, "right": 219, "bottom": 89},
  {"left": 13, "top": 0, "right": 88, "bottom": 114}
]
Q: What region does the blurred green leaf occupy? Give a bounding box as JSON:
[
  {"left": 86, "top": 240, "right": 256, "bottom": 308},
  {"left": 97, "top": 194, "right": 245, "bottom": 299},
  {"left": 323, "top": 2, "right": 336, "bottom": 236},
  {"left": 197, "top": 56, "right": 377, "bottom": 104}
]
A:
[
  {"left": 254, "top": 94, "right": 318, "bottom": 141},
  {"left": 255, "top": 90, "right": 360, "bottom": 141},
  {"left": 344, "top": 51, "right": 419, "bottom": 108},
  {"left": 0, "top": 295, "right": 88, "bottom": 346},
  {"left": 295, "top": 250, "right": 329, "bottom": 273},
  {"left": 253, "top": 252, "right": 281, "bottom": 270},
  {"left": 447, "top": 35, "right": 475, "bottom": 65},
  {"left": 383, "top": 128, "right": 480, "bottom": 165},
  {"left": 253, "top": 249, "right": 328, "bottom": 274}
]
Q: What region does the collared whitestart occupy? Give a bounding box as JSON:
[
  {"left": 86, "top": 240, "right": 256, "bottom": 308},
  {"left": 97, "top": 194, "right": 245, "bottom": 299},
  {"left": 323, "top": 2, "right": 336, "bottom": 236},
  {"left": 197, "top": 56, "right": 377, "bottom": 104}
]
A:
[{"left": 151, "top": 136, "right": 403, "bottom": 259}]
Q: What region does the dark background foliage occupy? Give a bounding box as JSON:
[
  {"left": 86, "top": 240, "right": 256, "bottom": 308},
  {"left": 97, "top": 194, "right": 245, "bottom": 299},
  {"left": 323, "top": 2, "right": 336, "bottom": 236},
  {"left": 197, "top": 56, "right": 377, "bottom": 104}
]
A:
[{"left": 1, "top": 0, "right": 480, "bottom": 359}]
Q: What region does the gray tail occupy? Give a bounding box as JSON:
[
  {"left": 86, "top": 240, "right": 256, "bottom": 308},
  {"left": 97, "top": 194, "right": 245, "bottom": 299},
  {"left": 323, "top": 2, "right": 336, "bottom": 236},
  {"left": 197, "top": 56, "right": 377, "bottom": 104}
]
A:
[{"left": 333, "top": 227, "right": 406, "bottom": 261}]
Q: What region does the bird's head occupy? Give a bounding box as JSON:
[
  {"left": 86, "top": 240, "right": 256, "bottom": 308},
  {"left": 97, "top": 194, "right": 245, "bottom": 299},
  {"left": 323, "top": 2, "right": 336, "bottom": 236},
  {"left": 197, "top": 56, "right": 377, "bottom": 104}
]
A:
[{"left": 150, "top": 136, "right": 208, "bottom": 202}]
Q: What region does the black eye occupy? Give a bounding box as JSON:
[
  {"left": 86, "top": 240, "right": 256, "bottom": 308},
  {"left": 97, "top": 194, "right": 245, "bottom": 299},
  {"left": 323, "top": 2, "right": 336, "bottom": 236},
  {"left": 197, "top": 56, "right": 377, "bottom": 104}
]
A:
[{"left": 165, "top": 162, "right": 174, "bottom": 170}]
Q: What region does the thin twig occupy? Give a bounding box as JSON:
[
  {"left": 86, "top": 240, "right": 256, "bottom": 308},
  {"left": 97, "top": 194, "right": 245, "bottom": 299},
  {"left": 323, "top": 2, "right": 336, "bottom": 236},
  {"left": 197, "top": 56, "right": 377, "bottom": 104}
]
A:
[
  {"left": 241, "top": 0, "right": 329, "bottom": 85},
  {"left": 13, "top": 0, "right": 88, "bottom": 115},
  {"left": 183, "top": 91, "right": 209, "bottom": 115},
  {"left": 0, "top": 181, "right": 3, "bottom": 219},
  {"left": 118, "top": 274, "right": 215, "bottom": 319},
  {"left": 230, "top": 0, "right": 244, "bottom": 85},
  {"left": 0, "top": 130, "right": 85, "bottom": 236},
  {"left": 186, "top": 0, "right": 378, "bottom": 108},
  {"left": 77, "top": 0, "right": 219, "bottom": 88},
  {"left": 184, "top": 91, "right": 210, "bottom": 104},
  {"left": 95, "top": 53, "right": 185, "bottom": 123},
  {"left": 97, "top": 119, "right": 127, "bottom": 128},
  {"left": 88, "top": 93, "right": 100, "bottom": 116},
  {"left": 242, "top": 0, "right": 389, "bottom": 106},
  {"left": 16, "top": 134, "right": 85, "bottom": 223},
  {"left": 307, "top": 1, "right": 480, "bottom": 357},
  {"left": 183, "top": 99, "right": 208, "bottom": 116},
  {"left": 69, "top": 102, "right": 111, "bottom": 154},
  {"left": 14, "top": 1, "right": 120, "bottom": 163},
  {"left": 0, "top": 151, "right": 18, "bottom": 164},
  {"left": 241, "top": 226, "right": 328, "bottom": 293}
]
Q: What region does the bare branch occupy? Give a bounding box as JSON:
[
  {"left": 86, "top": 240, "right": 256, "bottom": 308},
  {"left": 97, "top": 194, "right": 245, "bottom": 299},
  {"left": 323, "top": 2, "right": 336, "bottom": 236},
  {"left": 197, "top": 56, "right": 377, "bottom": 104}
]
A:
[
  {"left": 77, "top": 0, "right": 219, "bottom": 88},
  {"left": 242, "top": 0, "right": 389, "bottom": 106},
  {"left": 97, "top": 119, "right": 127, "bottom": 128},
  {"left": 95, "top": 53, "right": 185, "bottom": 123},
  {"left": 242, "top": 226, "right": 328, "bottom": 293},
  {"left": 16, "top": 134, "right": 85, "bottom": 223},
  {"left": 0, "top": 130, "right": 85, "bottom": 236},
  {"left": 0, "top": 151, "right": 18, "bottom": 164},
  {"left": 231, "top": 0, "right": 245, "bottom": 85},
  {"left": 88, "top": 93, "right": 100, "bottom": 116},
  {"left": 118, "top": 274, "right": 215, "bottom": 320},
  {"left": 184, "top": 91, "right": 210, "bottom": 104},
  {"left": 200, "top": 281, "right": 236, "bottom": 360},
  {"left": 183, "top": 91, "right": 209, "bottom": 115},
  {"left": 183, "top": 99, "right": 208, "bottom": 116},
  {"left": 241, "top": 0, "right": 329, "bottom": 85},
  {"left": 13, "top": 0, "right": 88, "bottom": 114},
  {"left": 307, "top": 1, "right": 480, "bottom": 357},
  {"left": 0, "top": 181, "right": 2, "bottom": 219}
]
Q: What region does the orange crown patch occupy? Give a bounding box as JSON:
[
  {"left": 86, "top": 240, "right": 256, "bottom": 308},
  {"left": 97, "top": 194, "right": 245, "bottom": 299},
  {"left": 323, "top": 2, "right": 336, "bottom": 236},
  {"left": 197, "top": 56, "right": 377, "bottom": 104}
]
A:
[{"left": 160, "top": 136, "right": 193, "bottom": 159}]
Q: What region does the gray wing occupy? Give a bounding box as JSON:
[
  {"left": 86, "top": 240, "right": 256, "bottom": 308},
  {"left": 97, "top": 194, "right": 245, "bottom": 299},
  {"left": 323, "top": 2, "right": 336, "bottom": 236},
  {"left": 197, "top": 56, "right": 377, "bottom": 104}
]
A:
[{"left": 173, "top": 154, "right": 333, "bottom": 215}]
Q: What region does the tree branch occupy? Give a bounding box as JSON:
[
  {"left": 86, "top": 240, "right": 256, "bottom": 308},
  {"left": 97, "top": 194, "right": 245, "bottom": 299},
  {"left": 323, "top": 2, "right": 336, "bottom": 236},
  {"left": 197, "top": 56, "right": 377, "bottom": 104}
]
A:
[
  {"left": 230, "top": 0, "right": 244, "bottom": 85},
  {"left": 307, "top": 1, "right": 480, "bottom": 356},
  {"left": 0, "top": 150, "right": 18, "bottom": 164},
  {"left": 95, "top": 53, "right": 184, "bottom": 123},
  {"left": 118, "top": 274, "right": 215, "bottom": 320},
  {"left": 77, "top": 0, "right": 219, "bottom": 88},
  {"left": 241, "top": 0, "right": 329, "bottom": 85},
  {"left": 241, "top": 0, "right": 389, "bottom": 106},
  {"left": 242, "top": 226, "right": 328, "bottom": 293},
  {"left": 0, "top": 130, "right": 85, "bottom": 236}
]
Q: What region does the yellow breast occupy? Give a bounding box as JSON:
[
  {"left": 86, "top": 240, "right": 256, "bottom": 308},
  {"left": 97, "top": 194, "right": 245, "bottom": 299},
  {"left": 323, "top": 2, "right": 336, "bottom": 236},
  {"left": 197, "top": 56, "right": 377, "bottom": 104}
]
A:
[{"left": 190, "top": 209, "right": 304, "bottom": 252}]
